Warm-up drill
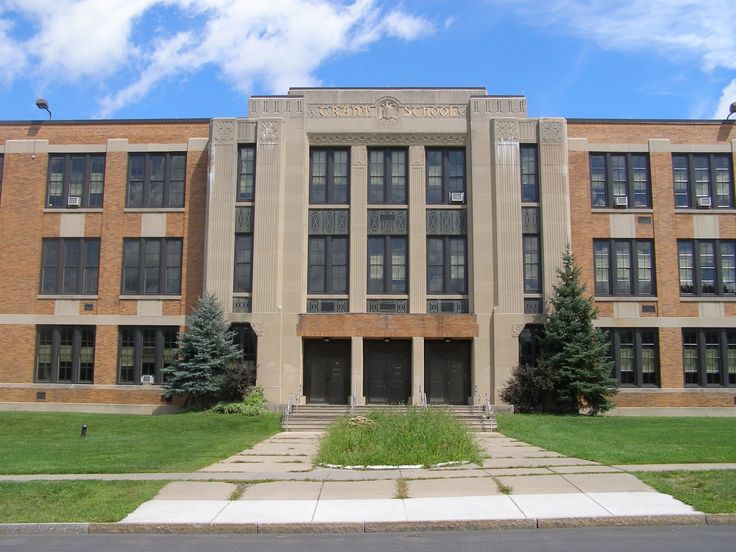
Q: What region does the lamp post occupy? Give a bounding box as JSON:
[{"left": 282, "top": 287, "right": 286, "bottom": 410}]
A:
[
  {"left": 35, "top": 98, "right": 52, "bottom": 119},
  {"left": 727, "top": 102, "right": 736, "bottom": 120}
]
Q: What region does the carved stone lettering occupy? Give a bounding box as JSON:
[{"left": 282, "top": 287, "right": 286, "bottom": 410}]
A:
[{"left": 309, "top": 133, "right": 466, "bottom": 146}]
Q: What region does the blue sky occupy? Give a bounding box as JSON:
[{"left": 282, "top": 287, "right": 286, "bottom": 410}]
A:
[{"left": 0, "top": 0, "right": 734, "bottom": 121}]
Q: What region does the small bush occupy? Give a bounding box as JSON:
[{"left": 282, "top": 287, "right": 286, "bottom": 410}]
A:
[
  {"left": 210, "top": 386, "right": 265, "bottom": 416},
  {"left": 500, "top": 363, "right": 555, "bottom": 413},
  {"left": 220, "top": 361, "right": 257, "bottom": 402}
]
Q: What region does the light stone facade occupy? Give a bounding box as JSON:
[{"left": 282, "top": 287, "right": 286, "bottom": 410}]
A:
[{"left": 205, "top": 88, "right": 569, "bottom": 406}]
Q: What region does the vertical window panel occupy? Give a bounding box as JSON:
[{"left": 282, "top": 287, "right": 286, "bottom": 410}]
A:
[
  {"left": 126, "top": 153, "right": 186, "bottom": 208},
  {"left": 47, "top": 154, "right": 106, "bottom": 208},
  {"left": 426, "top": 148, "right": 465, "bottom": 204},
  {"left": 523, "top": 235, "right": 541, "bottom": 293},
  {"left": 673, "top": 153, "right": 733, "bottom": 208},
  {"left": 310, "top": 149, "right": 349, "bottom": 204},
  {"left": 520, "top": 145, "right": 539, "bottom": 203}
]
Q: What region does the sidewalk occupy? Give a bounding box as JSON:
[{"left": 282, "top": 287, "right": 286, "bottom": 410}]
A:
[{"left": 114, "top": 431, "right": 713, "bottom": 526}]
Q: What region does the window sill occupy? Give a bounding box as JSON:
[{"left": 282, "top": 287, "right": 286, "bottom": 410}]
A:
[
  {"left": 591, "top": 208, "right": 653, "bottom": 213},
  {"left": 367, "top": 203, "right": 408, "bottom": 209},
  {"left": 308, "top": 204, "right": 349, "bottom": 209},
  {"left": 594, "top": 296, "right": 657, "bottom": 302},
  {"left": 119, "top": 295, "right": 182, "bottom": 300},
  {"left": 124, "top": 208, "right": 185, "bottom": 213},
  {"left": 43, "top": 208, "right": 103, "bottom": 213},
  {"left": 38, "top": 295, "right": 98, "bottom": 300},
  {"left": 235, "top": 201, "right": 255, "bottom": 207},
  {"left": 367, "top": 294, "right": 409, "bottom": 299},
  {"left": 674, "top": 208, "right": 735, "bottom": 214},
  {"left": 306, "top": 294, "right": 349, "bottom": 299},
  {"left": 680, "top": 296, "right": 736, "bottom": 302},
  {"left": 426, "top": 294, "right": 469, "bottom": 299},
  {"left": 425, "top": 204, "right": 467, "bottom": 209},
  {"left": 619, "top": 387, "right": 735, "bottom": 393}
]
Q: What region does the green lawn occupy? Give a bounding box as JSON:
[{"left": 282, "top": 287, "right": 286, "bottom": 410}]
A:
[
  {"left": 0, "top": 481, "right": 166, "bottom": 522},
  {"left": 496, "top": 414, "right": 736, "bottom": 465},
  {"left": 0, "top": 411, "right": 281, "bottom": 474},
  {"left": 637, "top": 471, "right": 736, "bottom": 513},
  {"left": 316, "top": 409, "right": 482, "bottom": 467}
]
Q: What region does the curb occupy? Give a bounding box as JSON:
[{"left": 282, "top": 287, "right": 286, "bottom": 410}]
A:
[{"left": 1, "top": 514, "right": 733, "bottom": 535}]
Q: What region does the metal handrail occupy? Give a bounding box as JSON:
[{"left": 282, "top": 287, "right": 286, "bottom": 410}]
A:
[
  {"left": 283, "top": 392, "right": 293, "bottom": 430},
  {"left": 418, "top": 385, "right": 428, "bottom": 409},
  {"left": 296, "top": 384, "right": 302, "bottom": 405},
  {"left": 473, "top": 384, "right": 481, "bottom": 415},
  {"left": 484, "top": 393, "right": 494, "bottom": 418},
  {"left": 350, "top": 387, "right": 356, "bottom": 414}
]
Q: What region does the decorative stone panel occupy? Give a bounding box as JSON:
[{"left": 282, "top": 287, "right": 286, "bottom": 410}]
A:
[
  {"left": 426, "top": 210, "right": 467, "bottom": 235},
  {"left": 307, "top": 299, "right": 348, "bottom": 313},
  {"left": 308, "top": 209, "right": 349, "bottom": 235},
  {"left": 368, "top": 210, "right": 408, "bottom": 235},
  {"left": 522, "top": 207, "right": 539, "bottom": 234},
  {"left": 235, "top": 206, "right": 254, "bottom": 233},
  {"left": 426, "top": 299, "right": 469, "bottom": 314},
  {"left": 367, "top": 299, "right": 408, "bottom": 313},
  {"left": 233, "top": 297, "right": 252, "bottom": 313}
]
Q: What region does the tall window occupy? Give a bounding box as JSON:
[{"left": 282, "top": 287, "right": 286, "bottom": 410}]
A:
[
  {"left": 127, "top": 153, "right": 186, "bottom": 208},
  {"left": 368, "top": 236, "right": 407, "bottom": 294},
  {"left": 46, "top": 154, "right": 105, "bottom": 208},
  {"left": 426, "top": 148, "right": 465, "bottom": 204},
  {"left": 607, "top": 328, "right": 659, "bottom": 387},
  {"left": 519, "top": 325, "right": 543, "bottom": 366},
  {"left": 308, "top": 236, "right": 348, "bottom": 293},
  {"left": 310, "top": 148, "right": 349, "bottom": 204},
  {"left": 593, "top": 239, "right": 655, "bottom": 296},
  {"left": 520, "top": 145, "right": 539, "bottom": 202},
  {"left": 678, "top": 240, "right": 735, "bottom": 296},
  {"left": 368, "top": 148, "right": 407, "bottom": 204},
  {"left": 234, "top": 233, "right": 253, "bottom": 293},
  {"left": 590, "top": 153, "right": 650, "bottom": 208},
  {"left": 118, "top": 326, "right": 178, "bottom": 384},
  {"left": 523, "top": 236, "right": 541, "bottom": 293},
  {"left": 427, "top": 236, "right": 467, "bottom": 294},
  {"left": 237, "top": 146, "right": 255, "bottom": 201},
  {"left": 683, "top": 329, "right": 736, "bottom": 387},
  {"left": 121, "top": 238, "right": 182, "bottom": 295},
  {"left": 40, "top": 238, "right": 100, "bottom": 295},
  {"left": 36, "top": 326, "right": 95, "bottom": 383},
  {"left": 673, "top": 153, "right": 733, "bottom": 208}
]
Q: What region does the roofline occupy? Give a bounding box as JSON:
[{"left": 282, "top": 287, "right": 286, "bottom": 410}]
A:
[
  {"left": 567, "top": 118, "right": 735, "bottom": 125},
  {"left": 0, "top": 118, "right": 211, "bottom": 126},
  {"left": 287, "top": 86, "right": 488, "bottom": 91}
]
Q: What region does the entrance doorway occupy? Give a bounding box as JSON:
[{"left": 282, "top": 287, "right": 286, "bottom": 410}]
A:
[
  {"left": 303, "top": 339, "right": 350, "bottom": 404},
  {"left": 425, "top": 340, "right": 471, "bottom": 405},
  {"left": 364, "top": 340, "right": 411, "bottom": 404}
]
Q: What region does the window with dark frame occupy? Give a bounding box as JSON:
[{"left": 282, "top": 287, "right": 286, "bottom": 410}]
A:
[
  {"left": 606, "top": 328, "right": 659, "bottom": 387},
  {"left": 368, "top": 236, "right": 407, "bottom": 294},
  {"left": 234, "top": 233, "right": 253, "bottom": 293},
  {"left": 678, "top": 240, "right": 735, "bottom": 297},
  {"left": 427, "top": 236, "right": 467, "bottom": 294},
  {"left": 310, "top": 148, "right": 349, "bottom": 204},
  {"left": 683, "top": 328, "right": 736, "bottom": 387},
  {"left": 426, "top": 148, "right": 465, "bottom": 204},
  {"left": 368, "top": 148, "right": 407, "bottom": 204},
  {"left": 46, "top": 154, "right": 105, "bottom": 208},
  {"left": 121, "top": 238, "right": 182, "bottom": 295},
  {"left": 520, "top": 145, "right": 539, "bottom": 203},
  {"left": 308, "top": 236, "right": 348, "bottom": 294},
  {"left": 36, "top": 326, "right": 95, "bottom": 383},
  {"left": 590, "top": 153, "right": 650, "bottom": 208},
  {"left": 127, "top": 153, "right": 186, "bottom": 208},
  {"left": 237, "top": 146, "right": 255, "bottom": 202},
  {"left": 118, "top": 326, "right": 178, "bottom": 384},
  {"left": 231, "top": 323, "right": 257, "bottom": 362},
  {"left": 40, "top": 238, "right": 100, "bottom": 295},
  {"left": 593, "top": 239, "right": 655, "bottom": 297},
  {"left": 673, "top": 153, "right": 733, "bottom": 208}
]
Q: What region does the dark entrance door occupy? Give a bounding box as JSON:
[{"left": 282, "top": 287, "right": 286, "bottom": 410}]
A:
[
  {"left": 425, "top": 340, "right": 471, "bottom": 405},
  {"left": 303, "top": 340, "right": 350, "bottom": 404},
  {"left": 364, "top": 340, "right": 411, "bottom": 404}
]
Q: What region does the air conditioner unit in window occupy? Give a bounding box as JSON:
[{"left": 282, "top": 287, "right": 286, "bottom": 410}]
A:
[
  {"left": 449, "top": 192, "right": 465, "bottom": 203},
  {"left": 697, "top": 196, "right": 712, "bottom": 208},
  {"left": 614, "top": 196, "right": 629, "bottom": 207},
  {"left": 140, "top": 375, "right": 155, "bottom": 384},
  {"left": 67, "top": 196, "right": 81, "bottom": 207}
]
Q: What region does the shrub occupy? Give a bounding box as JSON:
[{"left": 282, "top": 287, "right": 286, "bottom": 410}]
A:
[
  {"left": 220, "top": 361, "right": 257, "bottom": 402},
  {"left": 210, "top": 387, "right": 266, "bottom": 416},
  {"left": 500, "top": 363, "right": 555, "bottom": 413}
]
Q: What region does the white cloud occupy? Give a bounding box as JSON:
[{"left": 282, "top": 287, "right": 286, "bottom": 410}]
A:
[
  {"left": 495, "top": 0, "right": 736, "bottom": 118},
  {"left": 0, "top": 0, "right": 434, "bottom": 116}
]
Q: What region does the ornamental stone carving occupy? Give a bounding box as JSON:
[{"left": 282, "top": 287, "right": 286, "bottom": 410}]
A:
[
  {"left": 212, "top": 120, "right": 236, "bottom": 144},
  {"left": 308, "top": 133, "right": 466, "bottom": 146},
  {"left": 409, "top": 145, "right": 424, "bottom": 167},
  {"left": 351, "top": 145, "right": 367, "bottom": 167},
  {"left": 540, "top": 120, "right": 564, "bottom": 144},
  {"left": 258, "top": 120, "right": 280, "bottom": 145},
  {"left": 495, "top": 120, "right": 518, "bottom": 142},
  {"left": 511, "top": 324, "right": 526, "bottom": 338}
]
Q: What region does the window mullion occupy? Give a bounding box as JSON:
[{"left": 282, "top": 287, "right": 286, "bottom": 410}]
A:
[
  {"left": 613, "top": 331, "right": 621, "bottom": 383},
  {"left": 62, "top": 157, "right": 70, "bottom": 203},
  {"left": 134, "top": 328, "right": 142, "bottom": 383},
  {"left": 608, "top": 240, "right": 615, "bottom": 296},
  {"left": 155, "top": 328, "right": 163, "bottom": 383},
  {"left": 159, "top": 240, "right": 166, "bottom": 294},
  {"left": 720, "top": 329, "right": 728, "bottom": 387},
  {"left": 714, "top": 239, "right": 723, "bottom": 295},
  {"left": 698, "top": 331, "right": 706, "bottom": 387},
  {"left": 325, "top": 236, "right": 332, "bottom": 293},
  {"left": 139, "top": 239, "right": 146, "bottom": 294},
  {"left": 693, "top": 240, "right": 702, "bottom": 295},
  {"left": 71, "top": 327, "right": 80, "bottom": 384},
  {"left": 605, "top": 154, "right": 613, "bottom": 207},
  {"left": 162, "top": 154, "right": 170, "bottom": 208},
  {"left": 444, "top": 237, "right": 451, "bottom": 294},
  {"left": 634, "top": 331, "right": 643, "bottom": 387},
  {"left": 384, "top": 150, "right": 390, "bottom": 204},
  {"left": 630, "top": 240, "right": 638, "bottom": 296},
  {"left": 688, "top": 156, "right": 696, "bottom": 208},
  {"left": 143, "top": 156, "right": 151, "bottom": 208},
  {"left": 326, "top": 151, "right": 334, "bottom": 204},
  {"left": 50, "top": 328, "right": 60, "bottom": 383}
]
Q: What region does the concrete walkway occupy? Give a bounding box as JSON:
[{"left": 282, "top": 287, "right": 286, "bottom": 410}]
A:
[{"left": 115, "top": 431, "right": 715, "bottom": 525}]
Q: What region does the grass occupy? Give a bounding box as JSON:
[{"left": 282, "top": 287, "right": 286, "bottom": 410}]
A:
[
  {"left": 0, "top": 481, "right": 166, "bottom": 523},
  {"left": 636, "top": 470, "right": 736, "bottom": 513},
  {"left": 496, "top": 414, "right": 736, "bottom": 465},
  {"left": 0, "top": 411, "right": 281, "bottom": 474},
  {"left": 315, "top": 409, "right": 482, "bottom": 467}
]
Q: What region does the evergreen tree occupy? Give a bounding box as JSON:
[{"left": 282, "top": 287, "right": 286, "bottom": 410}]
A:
[
  {"left": 163, "top": 293, "right": 242, "bottom": 408},
  {"left": 540, "top": 247, "right": 617, "bottom": 415}
]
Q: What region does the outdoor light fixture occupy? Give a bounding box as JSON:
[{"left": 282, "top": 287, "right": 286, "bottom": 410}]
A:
[
  {"left": 728, "top": 101, "right": 736, "bottom": 120},
  {"left": 80, "top": 424, "right": 88, "bottom": 438},
  {"left": 35, "top": 98, "right": 52, "bottom": 119}
]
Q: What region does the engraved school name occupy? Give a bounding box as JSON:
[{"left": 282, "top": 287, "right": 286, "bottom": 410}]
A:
[{"left": 308, "top": 103, "right": 467, "bottom": 119}]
